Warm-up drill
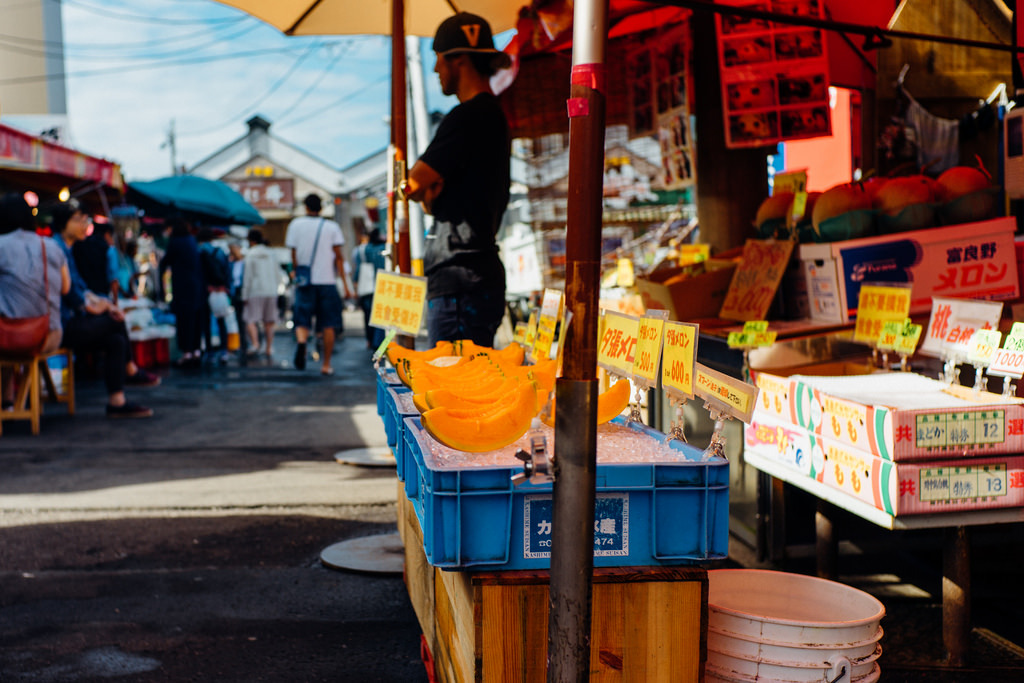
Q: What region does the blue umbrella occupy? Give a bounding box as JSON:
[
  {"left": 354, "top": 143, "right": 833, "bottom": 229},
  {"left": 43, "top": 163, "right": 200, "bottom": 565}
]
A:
[{"left": 128, "top": 175, "right": 265, "bottom": 226}]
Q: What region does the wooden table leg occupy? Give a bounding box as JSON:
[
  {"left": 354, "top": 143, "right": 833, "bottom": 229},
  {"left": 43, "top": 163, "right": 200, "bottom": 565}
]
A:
[{"left": 943, "top": 525, "right": 971, "bottom": 667}]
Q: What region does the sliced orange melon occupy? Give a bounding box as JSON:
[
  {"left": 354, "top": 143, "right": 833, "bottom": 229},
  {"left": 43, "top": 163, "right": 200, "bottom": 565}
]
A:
[
  {"left": 421, "top": 383, "right": 539, "bottom": 452},
  {"left": 412, "top": 392, "right": 431, "bottom": 414},
  {"left": 540, "top": 378, "right": 632, "bottom": 427},
  {"left": 386, "top": 340, "right": 453, "bottom": 366}
]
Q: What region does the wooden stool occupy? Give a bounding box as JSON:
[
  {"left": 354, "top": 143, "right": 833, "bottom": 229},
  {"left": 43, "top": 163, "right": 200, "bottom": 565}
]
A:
[{"left": 0, "top": 348, "right": 75, "bottom": 436}]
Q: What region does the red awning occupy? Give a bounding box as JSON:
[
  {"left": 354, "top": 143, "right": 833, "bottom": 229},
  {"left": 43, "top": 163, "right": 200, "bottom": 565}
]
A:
[{"left": 0, "top": 123, "right": 125, "bottom": 210}]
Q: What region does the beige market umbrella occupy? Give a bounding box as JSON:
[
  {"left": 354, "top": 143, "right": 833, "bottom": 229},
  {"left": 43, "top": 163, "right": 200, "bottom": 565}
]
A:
[{"left": 213, "top": 0, "right": 518, "bottom": 37}]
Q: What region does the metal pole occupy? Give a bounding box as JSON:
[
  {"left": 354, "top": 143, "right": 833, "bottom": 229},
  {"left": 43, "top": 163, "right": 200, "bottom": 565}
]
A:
[
  {"left": 548, "top": 1, "right": 607, "bottom": 680},
  {"left": 391, "top": 0, "right": 411, "bottom": 276}
]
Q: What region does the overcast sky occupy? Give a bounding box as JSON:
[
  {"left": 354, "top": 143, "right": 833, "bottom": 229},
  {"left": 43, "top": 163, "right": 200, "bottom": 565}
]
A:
[{"left": 53, "top": 0, "right": 456, "bottom": 182}]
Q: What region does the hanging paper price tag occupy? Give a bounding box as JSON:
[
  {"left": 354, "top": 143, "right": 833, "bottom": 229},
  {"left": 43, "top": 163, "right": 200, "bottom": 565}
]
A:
[
  {"left": 694, "top": 362, "right": 759, "bottom": 424},
  {"left": 966, "top": 328, "right": 1003, "bottom": 367},
  {"left": 662, "top": 321, "right": 699, "bottom": 400},
  {"left": 533, "top": 289, "right": 563, "bottom": 360},
  {"left": 631, "top": 310, "right": 667, "bottom": 386},
  {"left": 598, "top": 310, "right": 640, "bottom": 377},
  {"left": 1003, "top": 322, "right": 1024, "bottom": 353},
  {"left": 853, "top": 283, "right": 911, "bottom": 346},
  {"left": 368, "top": 271, "right": 428, "bottom": 336}
]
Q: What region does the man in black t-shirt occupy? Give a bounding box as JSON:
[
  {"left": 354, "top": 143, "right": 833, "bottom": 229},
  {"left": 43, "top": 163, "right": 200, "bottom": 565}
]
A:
[{"left": 405, "top": 12, "right": 512, "bottom": 347}]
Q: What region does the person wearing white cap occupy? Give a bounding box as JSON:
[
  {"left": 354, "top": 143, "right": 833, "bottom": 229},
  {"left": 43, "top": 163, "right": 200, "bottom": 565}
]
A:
[{"left": 404, "top": 12, "right": 512, "bottom": 348}]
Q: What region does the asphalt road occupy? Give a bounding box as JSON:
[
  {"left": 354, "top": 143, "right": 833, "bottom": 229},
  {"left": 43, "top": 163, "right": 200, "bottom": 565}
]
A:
[{"left": 0, "top": 312, "right": 430, "bottom": 682}]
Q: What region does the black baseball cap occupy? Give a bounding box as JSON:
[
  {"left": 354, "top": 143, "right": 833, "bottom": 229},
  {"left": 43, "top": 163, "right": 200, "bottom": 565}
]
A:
[{"left": 432, "top": 12, "right": 512, "bottom": 70}]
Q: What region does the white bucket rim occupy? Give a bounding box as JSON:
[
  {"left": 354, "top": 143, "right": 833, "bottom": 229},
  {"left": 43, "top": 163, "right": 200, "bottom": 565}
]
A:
[
  {"left": 707, "top": 623, "right": 884, "bottom": 650},
  {"left": 706, "top": 641, "right": 883, "bottom": 671},
  {"left": 708, "top": 569, "right": 886, "bottom": 628},
  {"left": 706, "top": 661, "right": 881, "bottom": 683}
]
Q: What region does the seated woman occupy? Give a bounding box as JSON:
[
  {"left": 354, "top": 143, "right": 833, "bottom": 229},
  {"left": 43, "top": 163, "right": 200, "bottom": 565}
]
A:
[
  {"left": 51, "top": 199, "right": 160, "bottom": 418},
  {"left": 0, "top": 193, "right": 70, "bottom": 409}
]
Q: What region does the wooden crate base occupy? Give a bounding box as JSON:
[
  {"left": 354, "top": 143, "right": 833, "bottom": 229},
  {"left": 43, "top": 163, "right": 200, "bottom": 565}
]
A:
[{"left": 398, "top": 486, "right": 708, "bottom": 682}]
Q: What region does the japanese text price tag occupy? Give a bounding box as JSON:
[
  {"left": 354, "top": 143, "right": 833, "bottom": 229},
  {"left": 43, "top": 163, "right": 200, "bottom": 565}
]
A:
[
  {"left": 853, "top": 284, "right": 911, "bottom": 346},
  {"left": 661, "top": 321, "right": 699, "bottom": 399},
  {"left": 966, "top": 329, "right": 1003, "bottom": 367},
  {"left": 719, "top": 239, "right": 795, "bottom": 321},
  {"left": 533, "top": 288, "right": 563, "bottom": 360},
  {"left": 631, "top": 310, "right": 667, "bottom": 386},
  {"left": 727, "top": 320, "right": 776, "bottom": 348},
  {"left": 1003, "top": 322, "right": 1024, "bottom": 352},
  {"left": 988, "top": 346, "right": 1024, "bottom": 379},
  {"left": 525, "top": 311, "right": 539, "bottom": 348},
  {"left": 598, "top": 310, "right": 640, "bottom": 377},
  {"left": 513, "top": 322, "right": 528, "bottom": 345},
  {"left": 695, "top": 363, "right": 759, "bottom": 424},
  {"left": 368, "top": 271, "right": 427, "bottom": 336},
  {"left": 773, "top": 169, "right": 807, "bottom": 194},
  {"left": 877, "top": 319, "right": 906, "bottom": 352},
  {"left": 894, "top": 322, "right": 923, "bottom": 356},
  {"left": 920, "top": 296, "right": 1003, "bottom": 359}
]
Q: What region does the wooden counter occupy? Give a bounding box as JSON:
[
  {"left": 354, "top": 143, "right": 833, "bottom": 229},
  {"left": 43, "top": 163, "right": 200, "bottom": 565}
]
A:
[{"left": 397, "top": 483, "right": 709, "bottom": 682}]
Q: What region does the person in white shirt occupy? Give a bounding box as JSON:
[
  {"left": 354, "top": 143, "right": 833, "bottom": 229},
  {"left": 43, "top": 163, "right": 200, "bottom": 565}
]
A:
[
  {"left": 240, "top": 228, "right": 280, "bottom": 359},
  {"left": 284, "top": 193, "right": 353, "bottom": 375}
]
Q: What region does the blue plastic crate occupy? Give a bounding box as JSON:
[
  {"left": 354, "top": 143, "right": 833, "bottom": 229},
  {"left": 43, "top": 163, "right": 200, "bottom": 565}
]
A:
[
  {"left": 405, "top": 417, "right": 729, "bottom": 570},
  {"left": 383, "top": 386, "right": 414, "bottom": 458},
  {"left": 375, "top": 367, "right": 402, "bottom": 417}
]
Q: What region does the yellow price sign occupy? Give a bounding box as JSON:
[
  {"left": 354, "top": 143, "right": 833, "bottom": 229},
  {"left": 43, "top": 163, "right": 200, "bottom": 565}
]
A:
[
  {"left": 661, "top": 321, "right": 699, "bottom": 399},
  {"left": 877, "top": 319, "right": 907, "bottom": 352},
  {"left": 533, "top": 288, "right": 563, "bottom": 360},
  {"left": 894, "top": 323, "right": 923, "bottom": 356},
  {"left": 694, "top": 362, "right": 759, "bottom": 424},
  {"left": 774, "top": 169, "right": 807, "bottom": 194},
  {"left": 853, "top": 284, "right": 911, "bottom": 346},
  {"left": 727, "top": 321, "right": 776, "bottom": 348},
  {"left": 525, "top": 310, "right": 539, "bottom": 349},
  {"left": 368, "top": 271, "right": 427, "bottom": 336},
  {"left": 598, "top": 310, "right": 640, "bottom": 377},
  {"left": 632, "top": 312, "right": 667, "bottom": 385},
  {"left": 513, "top": 322, "right": 529, "bottom": 345}
]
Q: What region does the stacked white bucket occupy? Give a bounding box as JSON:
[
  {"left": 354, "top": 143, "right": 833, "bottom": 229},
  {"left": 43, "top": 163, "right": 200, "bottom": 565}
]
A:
[{"left": 706, "top": 569, "right": 885, "bottom": 682}]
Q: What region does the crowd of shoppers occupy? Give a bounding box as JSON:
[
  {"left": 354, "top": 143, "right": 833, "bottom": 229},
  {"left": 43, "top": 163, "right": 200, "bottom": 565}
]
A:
[{"left": 1, "top": 191, "right": 381, "bottom": 423}]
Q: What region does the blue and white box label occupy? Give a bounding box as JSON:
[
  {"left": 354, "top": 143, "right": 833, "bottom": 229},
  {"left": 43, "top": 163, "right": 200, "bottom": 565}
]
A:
[{"left": 523, "top": 493, "right": 629, "bottom": 559}]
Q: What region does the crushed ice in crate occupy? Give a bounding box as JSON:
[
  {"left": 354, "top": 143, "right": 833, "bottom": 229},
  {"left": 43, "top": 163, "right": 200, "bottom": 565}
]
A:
[
  {"left": 419, "top": 421, "right": 707, "bottom": 469},
  {"left": 395, "top": 392, "right": 417, "bottom": 413}
]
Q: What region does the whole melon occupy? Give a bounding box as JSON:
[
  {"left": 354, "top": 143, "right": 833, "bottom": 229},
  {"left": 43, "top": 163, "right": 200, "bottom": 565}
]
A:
[
  {"left": 811, "top": 183, "right": 872, "bottom": 230},
  {"left": 754, "top": 192, "right": 795, "bottom": 228},
  {"left": 936, "top": 166, "right": 991, "bottom": 202},
  {"left": 874, "top": 175, "right": 940, "bottom": 216}
]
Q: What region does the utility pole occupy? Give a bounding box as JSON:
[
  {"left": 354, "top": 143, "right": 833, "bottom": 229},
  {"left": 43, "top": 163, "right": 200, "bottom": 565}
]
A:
[{"left": 161, "top": 119, "right": 178, "bottom": 176}]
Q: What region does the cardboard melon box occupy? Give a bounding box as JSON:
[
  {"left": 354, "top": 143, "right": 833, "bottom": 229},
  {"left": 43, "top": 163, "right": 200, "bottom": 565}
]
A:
[
  {"left": 752, "top": 368, "right": 1024, "bottom": 462},
  {"left": 635, "top": 259, "right": 736, "bottom": 321},
  {"left": 799, "top": 216, "right": 1019, "bottom": 323},
  {"left": 746, "top": 413, "right": 1024, "bottom": 516}
]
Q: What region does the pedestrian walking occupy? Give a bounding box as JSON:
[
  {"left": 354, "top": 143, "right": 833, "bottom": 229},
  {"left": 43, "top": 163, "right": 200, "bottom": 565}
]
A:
[
  {"left": 240, "top": 228, "right": 279, "bottom": 358},
  {"left": 284, "top": 193, "right": 353, "bottom": 375}
]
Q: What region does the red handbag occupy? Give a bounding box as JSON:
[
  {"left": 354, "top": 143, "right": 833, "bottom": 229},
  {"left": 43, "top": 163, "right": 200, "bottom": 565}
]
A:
[{"left": 0, "top": 237, "right": 50, "bottom": 356}]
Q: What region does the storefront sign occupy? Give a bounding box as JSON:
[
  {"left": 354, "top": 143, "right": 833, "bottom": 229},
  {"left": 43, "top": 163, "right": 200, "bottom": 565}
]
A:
[
  {"left": 662, "top": 321, "right": 699, "bottom": 400},
  {"left": 368, "top": 271, "right": 427, "bottom": 336},
  {"left": 0, "top": 122, "right": 124, "bottom": 190},
  {"left": 853, "top": 284, "right": 911, "bottom": 346},
  {"left": 598, "top": 310, "right": 640, "bottom": 377},
  {"left": 226, "top": 178, "right": 293, "bottom": 210},
  {"left": 719, "top": 239, "right": 795, "bottom": 321}
]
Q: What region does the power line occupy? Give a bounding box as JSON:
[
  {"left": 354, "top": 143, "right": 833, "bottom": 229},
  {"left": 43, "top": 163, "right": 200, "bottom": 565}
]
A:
[
  {"left": 0, "top": 23, "right": 264, "bottom": 61},
  {"left": 0, "top": 45, "right": 308, "bottom": 85},
  {"left": 56, "top": 0, "right": 248, "bottom": 25},
  {"left": 177, "top": 42, "right": 326, "bottom": 137},
  {"left": 276, "top": 74, "right": 390, "bottom": 129},
  {"left": 272, "top": 44, "right": 353, "bottom": 125},
  {"left": 0, "top": 20, "right": 262, "bottom": 52}
]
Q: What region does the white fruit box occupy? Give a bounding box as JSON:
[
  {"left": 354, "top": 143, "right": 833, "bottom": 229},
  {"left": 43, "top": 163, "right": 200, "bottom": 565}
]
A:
[
  {"left": 745, "top": 413, "right": 1024, "bottom": 516},
  {"left": 799, "top": 217, "right": 1018, "bottom": 323},
  {"left": 751, "top": 368, "right": 1024, "bottom": 462}
]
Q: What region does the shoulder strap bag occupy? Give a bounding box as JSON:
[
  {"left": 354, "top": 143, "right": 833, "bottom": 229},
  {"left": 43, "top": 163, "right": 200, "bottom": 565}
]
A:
[
  {"left": 0, "top": 236, "right": 51, "bottom": 356},
  {"left": 293, "top": 219, "right": 325, "bottom": 288}
]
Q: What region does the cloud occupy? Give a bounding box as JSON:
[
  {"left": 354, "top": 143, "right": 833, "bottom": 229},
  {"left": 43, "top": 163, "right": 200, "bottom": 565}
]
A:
[{"left": 57, "top": 0, "right": 455, "bottom": 181}]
